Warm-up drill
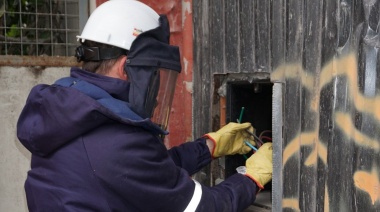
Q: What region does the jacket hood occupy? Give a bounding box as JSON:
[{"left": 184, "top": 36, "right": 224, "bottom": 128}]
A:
[{"left": 17, "top": 68, "right": 166, "bottom": 157}]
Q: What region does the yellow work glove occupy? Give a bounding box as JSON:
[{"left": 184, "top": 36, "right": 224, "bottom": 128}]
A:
[
  {"left": 204, "top": 122, "right": 256, "bottom": 158},
  {"left": 245, "top": 142, "right": 273, "bottom": 189}
]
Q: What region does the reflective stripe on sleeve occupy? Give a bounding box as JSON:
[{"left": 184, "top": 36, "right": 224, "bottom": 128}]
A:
[{"left": 183, "top": 179, "right": 202, "bottom": 212}]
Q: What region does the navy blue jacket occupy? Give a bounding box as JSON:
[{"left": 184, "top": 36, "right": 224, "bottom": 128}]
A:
[{"left": 17, "top": 68, "right": 257, "bottom": 212}]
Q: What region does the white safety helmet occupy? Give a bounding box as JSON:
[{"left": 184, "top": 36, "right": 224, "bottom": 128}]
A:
[{"left": 77, "top": 0, "right": 160, "bottom": 51}]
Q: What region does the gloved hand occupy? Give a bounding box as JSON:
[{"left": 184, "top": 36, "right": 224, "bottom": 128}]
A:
[
  {"left": 245, "top": 142, "right": 273, "bottom": 189},
  {"left": 204, "top": 122, "right": 256, "bottom": 158}
]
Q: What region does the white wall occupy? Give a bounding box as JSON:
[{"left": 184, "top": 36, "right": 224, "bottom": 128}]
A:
[{"left": 0, "top": 66, "right": 70, "bottom": 212}]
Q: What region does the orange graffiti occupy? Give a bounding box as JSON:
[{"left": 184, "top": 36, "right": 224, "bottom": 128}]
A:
[
  {"left": 271, "top": 45, "right": 380, "bottom": 210},
  {"left": 282, "top": 132, "right": 327, "bottom": 166},
  {"left": 282, "top": 198, "right": 301, "bottom": 211},
  {"left": 354, "top": 168, "right": 380, "bottom": 205},
  {"left": 335, "top": 112, "right": 380, "bottom": 151}
]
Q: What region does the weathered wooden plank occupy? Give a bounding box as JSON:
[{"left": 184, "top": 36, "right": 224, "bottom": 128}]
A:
[
  {"left": 225, "top": 0, "right": 239, "bottom": 73},
  {"left": 298, "top": 1, "right": 324, "bottom": 211},
  {"left": 271, "top": 0, "right": 285, "bottom": 71},
  {"left": 281, "top": 0, "right": 304, "bottom": 210},
  {"left": 192, "top": 0, "right": 213, "bottom": 186},
  {"left": 254, "top": 0, "right": 271, "bottom": 72},
  {"left": 317, "top": 1, "right": 338, "bottom": 211},
  {"left": 210, "top": 0, "right": 225, "bottom": 74},
  {"left": 239, "top": 0, "right": 255, "bottom": 72},
  {"left": 193, "top": 0, "right": 212, "bottom": 137}
]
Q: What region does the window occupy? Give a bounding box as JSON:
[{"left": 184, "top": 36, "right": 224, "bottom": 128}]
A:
[{"left": 0, "top": 0, "right": 88, "bottom": 58}]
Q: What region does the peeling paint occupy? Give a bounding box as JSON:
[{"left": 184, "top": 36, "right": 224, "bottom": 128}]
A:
[
  {"left": 183, "top": 81, "right": 193, "bottom": 94},
  {"left": 182, "top": 1, "right": 191, "bottom": 28},
  {"left": 183, "top": 57, "right": 189, "bottom": 75}
]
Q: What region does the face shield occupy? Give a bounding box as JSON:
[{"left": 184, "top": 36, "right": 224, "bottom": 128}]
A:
[
  {"left": 148, "top": 68, "right": 178, "bottom": 130},
  {"left": 125, "top": 15, "right": 181, "bottom": 132}
]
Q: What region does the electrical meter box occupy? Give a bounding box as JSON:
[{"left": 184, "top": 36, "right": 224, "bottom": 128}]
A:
[
  {"left": 225, "top": 82, "right": 273, "bottom": 178},
  {"left": 213, "top": 73, "right": 280, "bottom": 211}
]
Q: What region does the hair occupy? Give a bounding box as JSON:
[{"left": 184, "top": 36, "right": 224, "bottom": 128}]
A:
[{"left": 81, "top": 40, "right": 124, "bottom": 75}]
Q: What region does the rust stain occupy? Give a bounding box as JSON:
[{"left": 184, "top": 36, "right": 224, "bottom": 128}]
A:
[
  {"left": 0, "top": 56, "right": 80, "bottom": 67},
  {"left": 220, "top": 97, "right": 226, "bottom": 128},
  {"left": 354, "top": 168, "right": 380, "bottom": 205}
]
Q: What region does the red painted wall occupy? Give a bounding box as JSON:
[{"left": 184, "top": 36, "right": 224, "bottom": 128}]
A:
[{"left": 96, "top": 0, "right": 193, "bottom": 148}]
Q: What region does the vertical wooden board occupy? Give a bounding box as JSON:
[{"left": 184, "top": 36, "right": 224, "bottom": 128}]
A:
[
  {"left": 328, "top": 78, "right": 357, "bottom": 212},
  {"left": 298, "top": 1, "right": 323, "bottom": 211},
  {"left": 239, "top": 0, "right": 255, "bottom": 72},
  {"left": 271, "top": 0, "right": 285, "bottom": 71},
  {"left": 192, "top": 0, "right": 212, "bottom": 137},
  {"left": 316, "top": 61, "right": 334, "bottom": 212},
  {"left": 281, "top": 0, "right": 304, "bottom": 209},
  {"left": 303, "top": 0, "right": 322, "bottom": 77},
  {"left": 351, "top": 0, "right": 365, "bottom": 37},
  {"left": 282, "top": 78, "right": 302, "bottom": 210},
  {"left": 326, "top": 0, "right": 368, "bottom": 210},
  {"left": 224, "top": 0, "right": 239, "bottom": 73},
  {"left": 285, "top": 0, "right": 304, "bottom": 62},
  {"left": 210, "top": 0, "right": 225, "bottom": 73},
  {"left": 254, "top": 0, "right": 271, "bottom": 72},
  {"left": 321, "top": 0, "right": 338, "bottom": 66},
  {"left": 352, "top": 1, "right": 380, "bottom": 211},
  {"left": 317, "top": 2, "right": 338, "bottom": 211},
  {"left": 192, "top": 0, "right": 213, "bottom": 186}
]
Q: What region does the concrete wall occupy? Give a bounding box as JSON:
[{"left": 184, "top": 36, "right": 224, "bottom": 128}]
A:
[{"left": 0, "top": 67, "right": 70, "bottom": 212}]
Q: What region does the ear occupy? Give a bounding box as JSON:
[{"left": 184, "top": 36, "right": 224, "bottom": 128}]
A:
[{"left": 117, "top": 56, "right": 128, "bottom": 80}]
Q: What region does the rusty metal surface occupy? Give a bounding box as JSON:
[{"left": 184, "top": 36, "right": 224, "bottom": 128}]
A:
[{"left": 0, "top": 56, "right": 81, "bottom": 67}]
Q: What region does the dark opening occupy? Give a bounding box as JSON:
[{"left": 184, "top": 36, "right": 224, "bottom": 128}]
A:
[{"left": 225, "top": 82, "right": 273, "bottom": 211}]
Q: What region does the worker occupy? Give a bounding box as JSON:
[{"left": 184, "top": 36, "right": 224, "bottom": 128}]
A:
[{"left": 16, "top": 0, "right": 273, "bottom": 211}]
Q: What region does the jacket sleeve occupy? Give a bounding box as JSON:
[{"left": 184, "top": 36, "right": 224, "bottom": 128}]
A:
[
  {"left": 196, "top": 173, "right": 258, "bottom": 212},
  {"left": 84, "top": 126, "right": 258, "bottom": 212},
  {"left": 168, "top": 137, "right": 211, "bottom": 175}
]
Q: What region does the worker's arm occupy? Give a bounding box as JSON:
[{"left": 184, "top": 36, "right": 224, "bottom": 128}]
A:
[
  {"left": 167, "top": 138, "right": 212, "bottom": 175},
  {"left": 167, "top": 122, "right": 256, "bottom": 175},
  {"left": 86, "top": 128, "right": 260, "bottom": 211}
]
